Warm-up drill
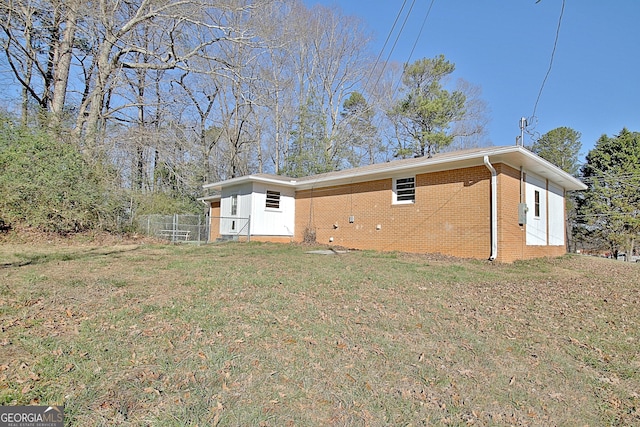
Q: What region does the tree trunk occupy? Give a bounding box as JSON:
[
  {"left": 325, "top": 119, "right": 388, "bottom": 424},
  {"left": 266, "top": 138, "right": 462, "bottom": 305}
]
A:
[{"left": 50, "top": 2, "right": 78, "bottom": 130}]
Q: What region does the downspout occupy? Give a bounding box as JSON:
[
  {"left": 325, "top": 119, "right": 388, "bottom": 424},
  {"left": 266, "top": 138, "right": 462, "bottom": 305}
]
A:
[{"left": 484, "top": 156, "right": 498, "bottom": 261}]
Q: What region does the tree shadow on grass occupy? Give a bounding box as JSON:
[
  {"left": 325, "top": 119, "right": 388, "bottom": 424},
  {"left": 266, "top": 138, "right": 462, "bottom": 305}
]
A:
[{"left": 0, "top": 245, "right": 142, "bottom": 269}]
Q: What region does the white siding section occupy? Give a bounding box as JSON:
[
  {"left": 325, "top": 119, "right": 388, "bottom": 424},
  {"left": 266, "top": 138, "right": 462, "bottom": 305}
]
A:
[
  {"left": 217, "top": 182, "right": 295, "bottom": 237},
  {"left": 220, "top": 183, "right": 252, "bottom": 235},
  {"left": 548, "top": 183, "right": 565, "bottom": 246},
  {"left": 250, "top": 183, "right": 295, "bottom": 236},
  {"left": 525, "top": 173, "right": 547, "bottom": 246}
]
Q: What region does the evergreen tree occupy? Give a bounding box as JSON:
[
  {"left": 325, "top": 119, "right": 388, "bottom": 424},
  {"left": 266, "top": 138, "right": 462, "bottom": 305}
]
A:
[
  {"left": 577, "top": 128, "right": 640, "bottom": 259},
  {"left": 389, "top": 55, "right": 466, "bottom": 158},
  {"left": 341, "top": 91, "right": 380, "bottom": 166},
  {"left": 531, "top": 127, "right": 582, "bottom": 176},
  {"left": 283, "top": 93, "right": 334, "bottom": 178}
]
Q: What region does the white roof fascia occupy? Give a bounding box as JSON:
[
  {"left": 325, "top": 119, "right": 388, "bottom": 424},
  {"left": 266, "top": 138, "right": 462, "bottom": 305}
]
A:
[
  {"left": 293, "top": 150, "right": 495, "bottom": 190},
  {"left": 514, "top": 148, "right": 587, "bottom": 191},
  {"left": 198, "top": 195, "right": 221, "bottom": 203},
  {"left": 201, "top": 146, "right": 587, "bottom": 193},
  {"left": 293, "top": 146, "right": 587, "bottom": 191},
  {"left": 203, "top": 175, "right": 298, "bottom": 191}
]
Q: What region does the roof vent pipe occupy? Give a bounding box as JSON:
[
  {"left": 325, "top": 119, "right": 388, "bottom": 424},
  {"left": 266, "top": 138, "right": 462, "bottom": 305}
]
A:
[{"left": 484, "top": 156, "right": 498, "bottom": 261}]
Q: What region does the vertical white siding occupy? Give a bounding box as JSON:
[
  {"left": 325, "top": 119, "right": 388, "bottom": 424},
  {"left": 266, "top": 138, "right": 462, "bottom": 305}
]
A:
[
  {"left": 218, "top": 182, "right": 296, "bottom": 237},
  {"left": 220, "top": 183, "right": 252, "bottom": 235},
  {"left": 525, "top": 173, "right": 547, "bottom": 246},
  {"left": 548, "top": 183, "right": 565, "bottom": 246},
  {"left": 250, "top": 183, "right": 295, "bottom": 236}
]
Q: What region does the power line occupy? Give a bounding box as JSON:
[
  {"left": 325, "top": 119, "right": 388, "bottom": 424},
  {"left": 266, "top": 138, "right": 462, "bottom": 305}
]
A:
[
  {"left": 393, "top": 0, "right": 437, "bottom": 95},
  {"left": 405, "top": 0, "right": 437, "bottom": 67},
  {"left": 371, "top": 0, "right": 417, "bottom": 92},
  {"left": 531, "top": 0, "right": 566, "bottom": 120},
  {"left": 339, "top": 0, "right": 419, "bottom": 154},
  {"left": 338, "top": 1, "right": 412, "bottom": 153},
  {"left": 363, "top": 0, "right": 409, "bottom": 92}
]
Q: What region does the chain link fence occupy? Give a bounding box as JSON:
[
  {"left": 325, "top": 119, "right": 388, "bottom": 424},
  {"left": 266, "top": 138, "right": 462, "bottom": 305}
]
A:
[
  {"left": 137, "top": 214, "right": 209, "bottom": 243},
  {"left": 211, "top": 216, "right": 251, "bottom": 242}
]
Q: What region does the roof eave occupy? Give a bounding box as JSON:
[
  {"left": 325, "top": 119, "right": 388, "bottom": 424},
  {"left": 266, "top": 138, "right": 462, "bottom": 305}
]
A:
[
  {"left": 203, "top": 175, "right": 298, "bottom": 191},
  {"left": 294, "top": 149, "right": 502, "bottom": 190},
  {"left": 198, "top": 195, "right": 221, "bottom": 203},
  {"left": 515, "top": 148, "right": 587, "bottom": 191},
  {"left": 201, "top": 146, "right": 587, "bottom": 193}
]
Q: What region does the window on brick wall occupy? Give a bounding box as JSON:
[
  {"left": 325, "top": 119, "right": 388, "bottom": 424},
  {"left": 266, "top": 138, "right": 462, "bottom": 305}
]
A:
[
  {"left": 393, "top": 177, "right": 415, "bottom": 204},
  {"left": 266, "top": 190, "right": 281, "bottom": 209}
]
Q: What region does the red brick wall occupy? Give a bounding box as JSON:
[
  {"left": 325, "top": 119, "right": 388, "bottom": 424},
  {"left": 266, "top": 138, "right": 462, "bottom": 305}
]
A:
[
  {"left": 496, "top": 164, "right": 566, "bottom": 263},
  {"left": 495, "top": 164, "right": 524, "bottom": 262},
  {"left": 207, "top": 164, "right": 568, "bottom": 262},
  {"left": 291, "top": 163, "right": 567, "bottom": 262},
  {"left": 294, "top": 165, "right": 493, "bottom": 259}
]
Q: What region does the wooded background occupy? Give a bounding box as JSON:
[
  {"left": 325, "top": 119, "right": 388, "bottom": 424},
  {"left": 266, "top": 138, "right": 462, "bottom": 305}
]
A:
[
  {"left": 1, "top": 0, "right": 637, "bottom": 258},
  {"left": 0, "top": 0, "right": 487, "bottom": 198}
]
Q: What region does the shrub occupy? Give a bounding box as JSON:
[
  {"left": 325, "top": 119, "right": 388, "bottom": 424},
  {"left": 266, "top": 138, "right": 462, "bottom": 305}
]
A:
[{"left": 0, "top": 118, "right": 108, "bottom": 233}]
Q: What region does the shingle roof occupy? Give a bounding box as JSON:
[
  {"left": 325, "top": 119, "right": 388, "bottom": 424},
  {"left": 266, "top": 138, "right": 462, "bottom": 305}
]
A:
[
  {"left": 203, "top": 145, "right": 587, "bottom": 192},
  {"left": 294, "top": 147, "right": 494, "bottom": 183}
]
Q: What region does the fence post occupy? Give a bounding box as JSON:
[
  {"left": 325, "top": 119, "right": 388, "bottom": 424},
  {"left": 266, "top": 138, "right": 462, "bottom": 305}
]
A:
[
  {"left": 247, "top": 215, "right": 251, "bottom": 242},
  {"left": 173, "top": 214, "right": 177, "bottom": 243}
]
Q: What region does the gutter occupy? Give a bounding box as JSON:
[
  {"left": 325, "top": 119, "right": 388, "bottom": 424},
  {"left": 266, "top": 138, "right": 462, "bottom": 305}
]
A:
[
  {"left": 203, "top": 175, "right": 297, "bottom": 191},
  {"left": 483, "top": 156, "right": 498, "bottom": 261}
]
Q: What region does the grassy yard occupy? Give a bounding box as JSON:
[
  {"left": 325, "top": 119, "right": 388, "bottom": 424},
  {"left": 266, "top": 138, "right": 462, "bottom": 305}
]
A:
[{"left": 1, "top": 241, "right": 639, "bottom": 426}]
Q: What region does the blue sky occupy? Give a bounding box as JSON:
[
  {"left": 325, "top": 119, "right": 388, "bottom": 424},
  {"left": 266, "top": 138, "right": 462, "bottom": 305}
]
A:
[{"left": 306, "top": 0, "right": 640, "bottom": 162}]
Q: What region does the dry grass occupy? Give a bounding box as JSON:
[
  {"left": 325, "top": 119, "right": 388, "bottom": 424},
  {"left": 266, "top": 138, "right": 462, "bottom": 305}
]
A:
[{"left": 1, "top": 241, "right": 639, "bottom": 426}]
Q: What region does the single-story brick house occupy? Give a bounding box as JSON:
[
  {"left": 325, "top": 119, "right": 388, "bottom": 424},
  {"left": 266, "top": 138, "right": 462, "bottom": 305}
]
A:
[{"left": 201, "top": 145, "right": 586, "bottom": 263}]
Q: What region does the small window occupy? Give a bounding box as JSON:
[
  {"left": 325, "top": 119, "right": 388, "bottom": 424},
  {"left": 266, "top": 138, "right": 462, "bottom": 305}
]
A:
[
  {"left": 394, "top": 177, "right": 415, "bottom": 203},
  {"left": 534, "top": 190, "right": 540, "bottom": 217},
  {"left": 230, "top": 194, "right": 237, "bottom": 216},
  {"left": 266, "top": 190, "right": 281, "bottom": 209}
]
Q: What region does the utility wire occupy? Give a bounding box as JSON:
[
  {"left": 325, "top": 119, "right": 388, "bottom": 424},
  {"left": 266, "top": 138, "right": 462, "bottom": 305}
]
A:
[
  {"left": 405, "top": 0, "right": 437, "bottom": 71},
  {"left": 531, "top": 0, "right": 565, "bottom": 120},
  {"left": 393, "top": 0, "right": 437, "bottom": 95},
  {"left": 337, "top": 1, "right": 409, "bottom": 158},
  {"left": 371, "top": 0, "right": 417, "bottom": 92},
  {"left": 339, "top": 0, "right": 417, "bottom": 158},
  {"left": 363, "top": 0, "right": 409, "bottom": 92}
]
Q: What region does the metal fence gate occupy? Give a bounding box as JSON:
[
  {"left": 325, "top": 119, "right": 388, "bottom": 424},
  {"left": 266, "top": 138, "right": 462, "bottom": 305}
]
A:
[
  {"left": 210, "top": 216, "right": 251, "bottom": 242},
  {"left": 137, "top": 214, "right": 209, "bottom": 243}
]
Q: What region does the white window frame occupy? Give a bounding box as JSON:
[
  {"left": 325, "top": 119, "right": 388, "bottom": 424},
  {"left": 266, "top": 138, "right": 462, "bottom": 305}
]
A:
[
  {"left": 230, "top": 194, "right": 238, "bottom": 216},
  {"left": 393, "top": 176, "right": 416, "bottom": 204},
  {"left": 534, "top": 190, "right": 541, "bottom": 218},
  {"left": 265, "top": 190, "right": 281, "bottom": 210}
]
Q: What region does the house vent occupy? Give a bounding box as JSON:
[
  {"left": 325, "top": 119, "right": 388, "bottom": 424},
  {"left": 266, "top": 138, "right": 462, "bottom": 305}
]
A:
[
  {"left": 266, "top": 190, "right": 281, "bottom": 209},
  {"left": 395, "top": 177, "right": 416, "bottom": 202}
]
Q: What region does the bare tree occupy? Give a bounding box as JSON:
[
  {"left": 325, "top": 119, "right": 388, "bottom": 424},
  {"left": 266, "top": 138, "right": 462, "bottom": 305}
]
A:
[
  {"left": 447, "top": 78, "right": 491, "bottom": 151},
  {"left": 1, "top": 0, "right": 81, "bottom": 127},
  {"left": 173, "top": 70, "right": 219, "bottom": 184},
  {"left": 276, "top": 1, "right": 375, "bottom": 175},
  {"left": 251, "top": 0, "right": 297, "bottom": 174}
]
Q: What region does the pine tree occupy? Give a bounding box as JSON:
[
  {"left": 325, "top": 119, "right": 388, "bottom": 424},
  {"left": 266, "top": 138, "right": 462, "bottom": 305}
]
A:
[
  {"left": 389, "top": 55, "right": 466, "bottom": 158},
  {"left": 577, "top": 128, "right": 640, "bottom": 259}
]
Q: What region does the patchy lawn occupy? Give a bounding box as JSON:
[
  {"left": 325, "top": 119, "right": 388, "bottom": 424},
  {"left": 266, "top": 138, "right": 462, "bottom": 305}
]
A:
[{"left": 1, "top": 241, "right": 638, "bottom": 426}]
